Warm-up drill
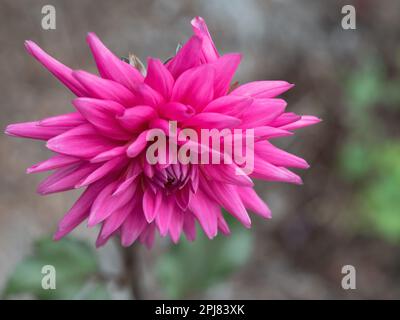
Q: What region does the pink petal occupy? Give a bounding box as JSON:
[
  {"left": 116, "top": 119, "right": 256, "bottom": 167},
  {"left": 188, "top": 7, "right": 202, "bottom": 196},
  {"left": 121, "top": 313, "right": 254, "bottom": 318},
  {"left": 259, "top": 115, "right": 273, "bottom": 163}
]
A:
[
  {"left": 101, "top": 200, "right": 136, "bottom": 239},
  {"left": 269, "top": 112, "right": 301, "bottom": 127},
  {"left": 191, "top": 16, "right": 219, "bottom": 62},
  {"left": 90, "top": 145, "right": 127, "bottom": 163},
  {"left": 37, "top": 162, "right": 99, "bottom": 195},
  {"left": 236, "top": 186, "right": 271, "bottom": 219},
  {"left": 239, "top": 99, "right": 287, "bottom": 128},
  {"left": 203, "top": 95, "right": 252, "bottom": 116},
  {"left": 158, "top": 102, "right": 195, "bottom": 121},
  {"left": 166, "top": 35, "right": 203, "bottom": 78},
  {"left": 54, "top": 178, "right": 110, "bottom": 240},
  {"left": 145, "top": 58, "right": 174, "bottom": 99},
  {"left": 254, "top": 126, "right": 293, "bottom": 140},
  {"left": 121, "top": 206, "right": 147, "bottom": 247},
  {"left": 156, "top": 194, "right": 174, "bottom": 237},
  {"left": 255, "top": 141, "right": 309, "bottom": 169},
  {"left": 189, "top": 188, "right": 218, "bottom": 239},
  {"left": 86, "top": 32, "right": 144, "bottom": 89},
  {"left": 117, "top": 106, "right": 157, "bottom": 132},
  {"left": 217, "top": 211, "right": 230, "bottom": 235},
  {"left": 172, "top": 64, "right": 215, "bottom": 111},
  {"left": 279, "top": 115, "right": 322, "bottom": 131},
  {"left": 126, "top": 130, "right": 150, "bottom": 158},
  {"left": 202, "top": 164, "right": 254, "bottom": 187},
  {"left": 143, "top": 189, "right": 162, "bottom": 223},
  {"left": 183, "top": 213, "right": 197, "bottom": 241},
  {"left": 27, "top": 154, "right": 81, "bottom": 174},
  {"left": 139, "top": 223, "right": 156, "bottom": 249},
  {"left": 169, "top": 209, "right": 184, "bottom": 244},
  {"left": 252, "top": 156, "right": 303, "bottom": 184},
  {"left": 5, "top": 121, "right": 68, "bottom": 140},
  {"left": 24, "top": 40, "right": 87, "bottom": 96},
  {"left": 201, "top": 179, "right": 251, "bottom": 228},
  {"left": 182, "top": 112, "right": 241, "bottom": 129},
  {"left": 73, "top": 98, "right": 130, "bottom": 140},
  {"left": 230, "top": 81, "right": 294, "bottom": 99},
  {"left": 46, "top": 124, "right": 118, "bottom": 159},
  {"left": 39, "top": 112, "right": 85, "bottom": 127},
  {"left": 88, "top": 180, "right": 119, "bottom": 226},
  {"left": 212, "top": 53, "right": 241, "bottom": 97},
  {"left": 130, "top": 83, "right": 164, "bottom": 107},
  {"left": 76, "top": 155, "right": 128, "bottom": 188},
  {"left": 72, "top": 70, "right": 137, "bottom": 106}
]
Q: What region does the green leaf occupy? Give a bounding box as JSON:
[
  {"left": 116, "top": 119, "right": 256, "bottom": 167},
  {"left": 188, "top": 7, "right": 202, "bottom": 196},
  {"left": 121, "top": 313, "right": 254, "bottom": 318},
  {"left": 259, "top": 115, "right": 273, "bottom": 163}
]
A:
[{"left": 3, "top": 237, "right": 108, "bottom": 300}]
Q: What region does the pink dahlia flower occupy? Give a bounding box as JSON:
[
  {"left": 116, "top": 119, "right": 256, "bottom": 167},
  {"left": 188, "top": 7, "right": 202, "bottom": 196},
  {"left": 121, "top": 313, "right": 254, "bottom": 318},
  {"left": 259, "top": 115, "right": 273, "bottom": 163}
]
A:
[{"left": 5, "top": 17, "right": 320, "bottom": 248}]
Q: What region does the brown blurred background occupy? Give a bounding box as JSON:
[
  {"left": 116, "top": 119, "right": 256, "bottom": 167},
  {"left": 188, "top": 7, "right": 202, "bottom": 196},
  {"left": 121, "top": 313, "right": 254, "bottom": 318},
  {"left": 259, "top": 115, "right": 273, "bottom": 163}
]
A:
[{"left": 1, "top": 0, "right": 400, "bottom": 299}]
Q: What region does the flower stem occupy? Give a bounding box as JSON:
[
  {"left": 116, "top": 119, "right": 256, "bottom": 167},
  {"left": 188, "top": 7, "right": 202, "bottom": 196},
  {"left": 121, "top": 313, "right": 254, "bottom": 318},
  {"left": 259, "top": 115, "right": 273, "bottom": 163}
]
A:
[{"left": 120, "top": 244, "right": 143, "bottom": 299}]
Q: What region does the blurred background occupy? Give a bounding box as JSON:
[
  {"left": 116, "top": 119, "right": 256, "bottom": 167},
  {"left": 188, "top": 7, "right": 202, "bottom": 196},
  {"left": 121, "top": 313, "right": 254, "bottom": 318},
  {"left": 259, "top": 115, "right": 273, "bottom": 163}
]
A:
[{"left": 1, "top": 0, "right": 400, "bottom": 299}]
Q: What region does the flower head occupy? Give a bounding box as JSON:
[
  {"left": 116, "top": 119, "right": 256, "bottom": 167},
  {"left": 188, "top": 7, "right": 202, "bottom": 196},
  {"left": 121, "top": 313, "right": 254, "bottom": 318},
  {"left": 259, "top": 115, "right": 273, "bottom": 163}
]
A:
[{"left": 5, "top": 17, "right": 320, "bottom": 248}]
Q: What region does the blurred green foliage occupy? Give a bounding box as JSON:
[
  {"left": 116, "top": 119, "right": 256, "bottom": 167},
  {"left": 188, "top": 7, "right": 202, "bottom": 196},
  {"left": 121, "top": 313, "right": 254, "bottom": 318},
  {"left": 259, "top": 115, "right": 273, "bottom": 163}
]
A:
[
  {"left": 2, "top": 237, "right": 109, "bottom": 300},
  {"left": 156, "top": 215, "right": 253, "bottom": 298},
  {"left": 340, "top": 56, "right": 400, "bottom": 242}
]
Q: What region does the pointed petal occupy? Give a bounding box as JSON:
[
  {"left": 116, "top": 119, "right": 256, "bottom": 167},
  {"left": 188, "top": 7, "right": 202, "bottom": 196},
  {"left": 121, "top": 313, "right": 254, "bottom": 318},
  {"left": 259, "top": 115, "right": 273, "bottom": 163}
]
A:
[
  {"left": 73, "top": 70, "right": 137, "bottom": 106},
  {"left": 191, "top": 16, "right": 219, "bottom": 62},
  {"left": 121, "top": 206, "right": 147, "bottom": 247},
  {"left": 236, "top": 186, "right": 271, "bottom": 219},
  {"left": 46, "top": 124, "right": 118, "bottom": 159},
  {"left": 76, "top": 155, "right": 128, "bottom": 187},
  {"left": 25, "top": 40, "right": 87, "bottom": 96},
  {"left": 37, "top": 162, "right": 99, "bottom": 195},
  {"left": 169, "top": 209, "right": 184, "bottom": 244},
  {"left": 72, "top": 98, "right": 130, "bottom": 140},
  {"left": 217, "top": 211, "right": 231, "bottom": 235},
  {"left": 254, "top": 126, "right": 293, "bottom": 140},
  {"left": 279, "top": 115, "right": 322, "bottom": 131},
  {"left": 171, "top": 65, "right": 215, "bottom": 111},
  {"left": 90, "top": 145, "right": 127, "bottom": 163},
  {"left": 255, "top": 141, "right": 309, "bottom": 169},
  {"left": 156, "top": 194, "right": 174, "bottom": 237},
  {"left": 203, "top": 95, "right": 252, "bottom": 116},
  {"left": 212, "top": 53, "right": 241, "bottom": 97},
  {"left": 5, "top": 121, "right": 68, "bottom": 140},
  {"left": 139, "top": 223, "right": 156, "bottom": 249},
  {"left": 129, "top": 83, "right": 164, "bottom": 107},
  {"left": 202, "top": 179, "right": 251, "bottom": 228},
  {"left": 189, "top": 188, "right": 218, "bottom": 239},
  {"left": 239, "top": 99, "right": 287, "bottom": 128},
  {"left": 27, "top": 154, "right": 81, "bottom": 174},
  {"left": 252, "top": 156, "right": 303, "bottom": 184},
  {"left": 166, "top": 35, "right": 203, "bottom": 78},
  {"left": 182, "top": 112, "right": 241, "bottom": 129},
  {"left": 158, "top": 102, "right": 195, "bottom": 121},
  {"left": 86, "top": 32, "right": 144, "bottom": 89},
  {"left": 143, "top": 189, "right": 162, "bottom": 223},
  {"left": 126, "top": 130, "right": 149, "bottom": 158},
  {"left": 202, "top": 163, "right": 253, "bottom": 187},
  {"left": 116, "top": 106, "right": 157, "bottom": 132},
  {"left": 39, "top": 112, "right": 85, "bottom": 127},
  {"left": 269, "top": 112, "right": 301, "bottom": 127},
  {"left": 231, "top": 81, "right": 294, "bottom": 98},
  {"left": 101, "top": 200, "right": 135, "bottom": 239},
  {"left": 183, "top": 213, "right": 196, "bottom": 241},
  {"left": 54, "top": 178, "right": 110, "bottom": 240},
  {"left": 145, "top": 58, "right": 174, "bottom": 99}
]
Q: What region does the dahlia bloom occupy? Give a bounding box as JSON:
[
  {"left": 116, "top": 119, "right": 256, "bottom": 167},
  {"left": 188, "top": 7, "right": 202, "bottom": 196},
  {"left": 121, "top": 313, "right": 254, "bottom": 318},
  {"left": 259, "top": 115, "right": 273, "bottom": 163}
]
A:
[{"left": 5, "top": 17, "right": 320, "bottom": 248}]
